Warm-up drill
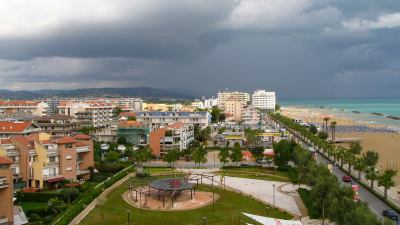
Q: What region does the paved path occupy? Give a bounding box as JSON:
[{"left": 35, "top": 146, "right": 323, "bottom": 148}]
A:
[{"left": 68, "top": 173, "right": 134, "bottom": 225}]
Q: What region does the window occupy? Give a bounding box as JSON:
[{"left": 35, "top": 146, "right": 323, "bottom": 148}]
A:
[
  {"left": 65, "top": 143, "right": 73, "bottom": 148},
  {"left": 66, "top": 167, "right": 72, "bottom": 171},
  {"left": 66, "top": 155, "right": 72, "bottom": 160}
]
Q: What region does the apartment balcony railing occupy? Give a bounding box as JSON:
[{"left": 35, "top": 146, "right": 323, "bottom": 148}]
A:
[
  {"left": 43, "top": 174, "right": 63, "bottom": 181},
  {"left": 76, "top": 170, "right": 89, "bottom": 176},
  {"left": 0, "top": 176, "right": 9, "bottom": 188},
  {"left": 76, "top": 146, "right": 90, "bottom": 153}
]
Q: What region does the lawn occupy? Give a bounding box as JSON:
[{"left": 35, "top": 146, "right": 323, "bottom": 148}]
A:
[
  {"left": 79, "top": 176, "right": 293, "bottom": 225},
  {"left": 215, "top": 167, "right": 292, "bottom": 182}
]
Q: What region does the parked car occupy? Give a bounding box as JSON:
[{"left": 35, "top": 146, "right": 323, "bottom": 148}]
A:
[
  {"left": 342, "top": 175, "right": 351, "bottom": 182},
  {"left": 382, "top": 209, "right": 398, "bottom": 220}
]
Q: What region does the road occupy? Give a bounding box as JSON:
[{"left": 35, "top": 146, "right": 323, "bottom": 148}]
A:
[{"left": 268, "top": 118, "right": 393, "bottom": 220}]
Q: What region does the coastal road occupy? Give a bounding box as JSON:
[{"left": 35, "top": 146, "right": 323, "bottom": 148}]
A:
[{"left": 266, "top": 117, "right": 393, "bottom": 220}]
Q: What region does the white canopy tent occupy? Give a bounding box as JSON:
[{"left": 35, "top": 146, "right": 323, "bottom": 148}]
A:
[{"left": 243, "top": 213, "right": 302, "bottom": 225}]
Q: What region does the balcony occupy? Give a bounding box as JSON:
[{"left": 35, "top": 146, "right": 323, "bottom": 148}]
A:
[
  {"left": 76, "top": 170, "right": 89, "bottom": 176},
  {"left": 43, "top": 174, "right": 63, "bottom": 181},
  {"left": 0, "top": 176, "right": 9, "bottom": 188},
  {"left": 76, "top": 146, "right": 90, "bottom": 153},
  {"left": 0, "top": 217, "right": 9, "bottom": 224}
]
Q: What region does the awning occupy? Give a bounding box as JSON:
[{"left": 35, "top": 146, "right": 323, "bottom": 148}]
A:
[{"left": 47, "top": 177, "right": 64, "bottom": 183}]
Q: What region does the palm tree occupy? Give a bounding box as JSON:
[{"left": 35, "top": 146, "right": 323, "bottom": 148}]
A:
[
  {"left": 349, "top": 142, "right": 362, "bottom": 172},
  {"left": 378, "top": 169, "right": 397, "bottom": 199},
  {"left": 366, "top": 167, "right": 379, "bottom": 190},
  {"left": 329, "top": 121, "right": 337, "bottom": 141},
  {"left": 323, "top": 117, "right": 330, "bottom": 132},
  {"left": 354, "top": 158, "right": 366, "bottom": 180}
]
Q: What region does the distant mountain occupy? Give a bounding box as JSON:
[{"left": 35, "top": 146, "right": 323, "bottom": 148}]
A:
[{"left": 0, "top": 87, "right": 197, "bottom": 101}]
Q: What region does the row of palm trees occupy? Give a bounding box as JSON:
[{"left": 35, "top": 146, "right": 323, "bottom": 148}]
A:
[
  {"left": 270, "top": 113, "right": 397, "bottom": 200},
  {"left": 322, "top": 117, "right": 337, "bottom": 141}
]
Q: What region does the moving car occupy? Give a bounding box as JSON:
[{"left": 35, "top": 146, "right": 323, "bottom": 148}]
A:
[
  {"left": 382, "top": 209, "right": 398, "bottom": 220},
  {"left": 342, "top": 175, "right": 351, "bottom": 182}
]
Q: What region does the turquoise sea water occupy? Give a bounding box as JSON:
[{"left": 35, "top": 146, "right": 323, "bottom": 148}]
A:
[{"left": 279, "top": 98, "right": 400, "bottom": 129}]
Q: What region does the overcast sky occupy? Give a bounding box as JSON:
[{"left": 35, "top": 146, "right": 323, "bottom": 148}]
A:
[{"left": 1, "top": 0, "right": 400, "bottom": 99}]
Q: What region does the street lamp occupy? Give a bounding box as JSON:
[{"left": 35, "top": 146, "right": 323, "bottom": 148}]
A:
[
  {"left": 202, "top": 216, "right": 207, "bottom": 225},
  {"left": 272, "top": 184, "right": 276, "bottom": 206},
  {"left": 126, "top": 210, "right": 131, "bottom": 225}
]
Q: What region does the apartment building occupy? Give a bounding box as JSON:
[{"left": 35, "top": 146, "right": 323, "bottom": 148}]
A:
[
  {"left": 242, "top": 106, "right": 261, "bottom": 128},
  {"left": 149, "top": 122, "right": 194, "bottom": 157},
  {"left": 224, "top": 97, "right": 245, "bottom": 121},
  {"left": 217, "top": 90, "right": 250, "bottom": 109},
  {"left": 117, "top": 121, "right": 149, "bottom": 146},
  {"left": 0, "top": 133, "right": 94, "bottom": 189},
  {"left": 251, "top": 90, "right": 276, "bottom": 111},
  {"left": 34, "top": 115, "right": 79, "bottom": 136},
  {"left": 191, "top": 97, "right": 218, "bottom": 110},
  {"left": 0, "top": 100, "right": 49, "bottom": 118},
  {"left": 136, "top": 111, "right": 211, "bottom": 131},
  {"left": 58, "top": 101, "right": 116, "bottom": 128},
  {"left": 109, "top": 98, "right": 144, "bottom": 111},
  {"left": 0, "top": 157, "right": 13, "bottom": 225},
  {"left": 0, "top": 121, "right": 42, "bottom": 139}
]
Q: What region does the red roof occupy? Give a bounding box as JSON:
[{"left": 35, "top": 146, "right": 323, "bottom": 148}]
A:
[
  {"left": 0, "top": 121, "right": 33, "bottom": 133},
  {"left": 56, "top": 136, "right": 78, "bottom": 144},
  {"left": 119, "top": 112, "right": 137, "bottom": 117},
  {"left": 73, "top": 134, "right": 92, "bottom": 140},
  {"left": 119, "top": 121, "right": 143, "bottom": 128},
  {"left": 0, "top": 156, "right": 13, "bottom": 164},
  {"left": 11, "top": 136, "right": 33, "bottom": 148},
  {"left": 167, "top": 122, "right": 184, "bottom": 129},
  {"left": 241, "top": 151, "right": 252, "bottom": 157}
]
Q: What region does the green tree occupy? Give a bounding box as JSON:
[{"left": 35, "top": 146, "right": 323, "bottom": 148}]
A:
[
  {"left": 250, "top": 146, "right": 264, "bottom": 162},
  {"left": 133, "top": 147, "right": 152, "bottom": 166},
  {"left": 192, "top": 145, "right": 207, "bottom": 167},
  {"left": 354, "top": 158, "right": 366, "bottom": 180},
  {"left": 318, "top": 131, "right": 329, "bottom": 140},
  {"left": 275, "top": 104, "right": 281, "bottom": 111},
  {"left": 273, "top": 139, "right": 297, "bottom": 169},
  {"left": 211, "top": 106, "right": 224, "bottom": 123},
  {"left": 105, "top": 151, "right": 120, "bottom": 163},
  {"left": 163, "top": 149, "right": 179, "bottom": 168},
  {"left": 117, "top": 136, "right": 127, "bottom": 145},
  {"left": 293, "top": 145, "right": 311, "bottom": 184},
  {"left": 230, "top": 143, "right": 242, "bottom": 165},
  {"left": 363, "top": 150, "right": 379, "bottom": 167},
  {"left": 323, "top": 117, "right": 330, "bottom": 132},
  {"left": 349, "top": 142, "right": 362, "bottom": 172},
  {"left": 378, "top": 169, "right": 397, "bottom": 199},
  {"left": 309, "top": 124, "right": 318, "bottom": 135},
  {"left": 218, "top": 147, "right": 230, "bottom": 167},
  {"left": 329, "top": 121, "right": 337, "bottom": 141},
  {"left": 45, "top": 198, "right": 67, "bottom": 215},
  {"left": 61, "top": 188, "right": 80, "bottom": 203},
  {"left": 244, "top": 128, "right": 262, "bottom": 146},
  {"left": 365, "top": 167, "right": 379, "bottom": 190},
  {"left": 114, "top": 107, "right": 123, "bottom": 116}
]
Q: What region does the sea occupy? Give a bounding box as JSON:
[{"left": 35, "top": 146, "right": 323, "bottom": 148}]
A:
[{"left": 279, "top": 98, "right": 400, "bottom": 130}]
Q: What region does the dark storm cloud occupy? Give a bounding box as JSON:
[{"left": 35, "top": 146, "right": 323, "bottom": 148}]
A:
[{"left": 0, "top": 0, "right": 400, "bottom": 98}]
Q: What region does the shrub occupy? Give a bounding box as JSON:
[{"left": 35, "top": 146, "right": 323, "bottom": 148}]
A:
[
  {"left": 298, "top": 188, "right": 321, "bottom": 219},
  {"left": 136, "top": 170, "right": 150, "bottom": 178},
  {"left": 17, "top": 192, "right": 64, "bottom": 202}
]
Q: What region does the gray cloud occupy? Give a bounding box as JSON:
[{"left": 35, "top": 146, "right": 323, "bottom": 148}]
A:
[{"left": 0, "top": 0, "right": 399, "bottom": 98}]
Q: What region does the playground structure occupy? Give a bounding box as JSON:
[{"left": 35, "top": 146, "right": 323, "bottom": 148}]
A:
[{"left": 124, "top": 171, "right": 222, "bottom": 211}]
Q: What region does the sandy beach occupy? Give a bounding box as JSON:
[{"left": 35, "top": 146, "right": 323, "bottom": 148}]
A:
[
  {"left": 336, "top": 132, "right": 400, "bottom": 184},
  {"left": 281, "top": 106, "right": 400, "bottom": 184}
]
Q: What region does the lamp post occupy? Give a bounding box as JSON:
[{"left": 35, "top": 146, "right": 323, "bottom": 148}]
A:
[
  {"left": 272, "top": 184, "right": 276, "bottom": 206},
  {"left": 126, "top": 210, "right": 131, "bottom": 225},
  {"left": 202, "top": 216, "right": 207, "bottom": 225}
]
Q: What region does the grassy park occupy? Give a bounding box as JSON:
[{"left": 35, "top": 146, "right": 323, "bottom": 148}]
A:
[{"left": 79, "top": 175, "right": 293, "bottom": 225}]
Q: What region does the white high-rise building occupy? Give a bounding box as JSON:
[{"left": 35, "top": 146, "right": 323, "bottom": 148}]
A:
[{"left": 252, "top": 90, "right": 276, "bottom": 111}]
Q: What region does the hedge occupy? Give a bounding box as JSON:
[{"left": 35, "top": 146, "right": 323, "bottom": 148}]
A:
[
  {"left": 51, "top": 165, "right": 133, "bottom": 225},
  {"left": 17, "top": 192, "right": 64, "bottom": 202}
]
